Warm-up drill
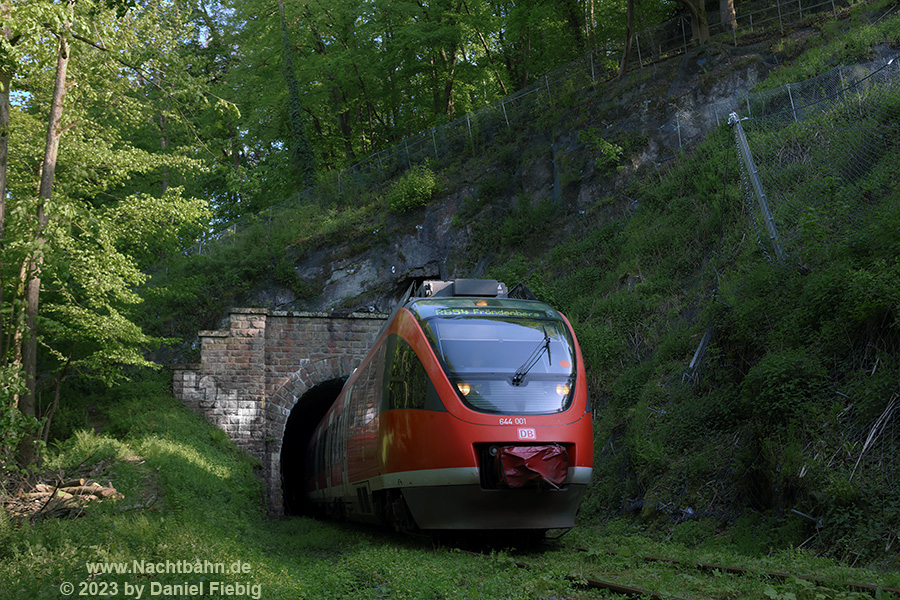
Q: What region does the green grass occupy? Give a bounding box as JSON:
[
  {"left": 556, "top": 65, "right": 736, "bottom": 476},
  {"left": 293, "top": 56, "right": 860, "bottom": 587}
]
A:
[
  {"left": 754, "top": 0, "right": 900, "bottom": 91},
  {"left": 0, "top": 376, "right": 585, "bottom": 600},
  {"left": 3, "top": 377, "right": 898, "bottom": 600}
]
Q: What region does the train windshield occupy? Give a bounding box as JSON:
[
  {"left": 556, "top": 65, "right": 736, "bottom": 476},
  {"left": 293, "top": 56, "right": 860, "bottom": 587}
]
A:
[{"left": 424, "top": 312, "right": 576, "bottom": 415}]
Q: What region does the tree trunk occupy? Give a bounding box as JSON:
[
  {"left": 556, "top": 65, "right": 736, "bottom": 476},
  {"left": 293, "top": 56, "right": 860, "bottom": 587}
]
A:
[
  {"left": 19, "top": 32, "right": 70, "bottom": 468},
  {"left": 277, "top": 0, "right": 315, "bottom": 188},
  {"left": 586, "top": 0, "right": 595, "bottom": 48},
  {"left": 720, "top": 0, "right": 737, "bottom": 30},
  {"left": 41, "top": 350, "right": 72, "bottom": 445},
  {"left": 675, "top": 0, "right": 710, "bottom": 45},
  {"left": 461, "top": 0, "right": 507, "bottom": 95},
  {"left": 619, "top": 0, "right": 636, "bottom": 78},
  {"left": 1, "top": 0, "right": 12, "bottom": 363},
  {"left": 157, "top": 111, "right": 169, "bottom": 193}
]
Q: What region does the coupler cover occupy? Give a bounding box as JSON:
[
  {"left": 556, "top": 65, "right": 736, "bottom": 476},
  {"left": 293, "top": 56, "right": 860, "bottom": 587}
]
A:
[{"left": 496, "top": 445, "right": 569, "bottom": 489}]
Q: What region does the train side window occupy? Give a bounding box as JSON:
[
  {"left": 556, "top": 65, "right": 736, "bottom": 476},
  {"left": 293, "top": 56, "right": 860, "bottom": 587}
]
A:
[
  {"left": 344, "top": 385, "right": 353, "bottom": 428},
  {"left": 316, "top": 425, "right": 325, "bottom": 475},
  {"left": 331, "top": 414, "right": 343, "bottom": 467},
  {"left": 387, "top": 335, "right": 428, "bottom": 410}
]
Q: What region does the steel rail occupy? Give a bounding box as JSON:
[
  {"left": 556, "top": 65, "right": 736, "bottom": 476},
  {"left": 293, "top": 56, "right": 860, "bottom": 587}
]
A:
[
  {"left": 569, "top": 546, "right": 900, "bottom": 598},
  {"left": 460, "top": 549, "right": 689, "bottom": 600}
]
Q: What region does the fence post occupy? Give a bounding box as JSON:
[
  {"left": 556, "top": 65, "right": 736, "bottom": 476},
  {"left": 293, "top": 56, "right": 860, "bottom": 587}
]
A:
[
  {"left": 777, "top": 0, "right": 784, "bottom": 33},
  {"left": 501, "top": 99, "right": 510, "bottom": 130},
  {"left": 838, "top": 65, "right": 847, "bottom": 105},
  {"left": 831, "top": 0, "right": 837, "bottom": 17},
  {"left": 683, "top": 322, "right": 714, "bottom": 386},
  {"left": 681, "top": 17, "right": 688, "bottom": 53},
  {"left": 544, "top": 75, "right": 552, "bottom": 104},
  {"left": 635, "top": 34, "right": 644, "bottom": 68},
  {"left": 431, "top": 128, "right": 438, "bottom": 158},
  {"left": 404, "top": 139, "right": 411, "bottom": 168},
  {"left": 590, "top": 51, "right": 595, "bottom": 80},
  {"left": 676, "top": 112, "right": 682, "bottom": 148},
  {"left": 729, "top": 112, "right": 785, "bottom": 264},
  {"left": 787, "top": 84, "right": 797, "bottom": 122}
]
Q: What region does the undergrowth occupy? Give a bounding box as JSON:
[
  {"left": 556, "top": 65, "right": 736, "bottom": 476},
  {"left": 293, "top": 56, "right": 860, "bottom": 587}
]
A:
[{"left": 36, "top": 0, "right": 900, "bottom": 579}]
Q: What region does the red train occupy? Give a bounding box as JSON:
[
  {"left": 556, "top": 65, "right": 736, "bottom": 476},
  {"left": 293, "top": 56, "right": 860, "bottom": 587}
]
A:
[{"left": 304, "top": 279, "right": 593, "bottom": 532}]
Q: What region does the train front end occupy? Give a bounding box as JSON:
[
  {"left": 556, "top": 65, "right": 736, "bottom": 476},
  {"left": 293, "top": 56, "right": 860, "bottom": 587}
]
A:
[{"left": 384, "top": 282, "right": 594, "bottom": 531}]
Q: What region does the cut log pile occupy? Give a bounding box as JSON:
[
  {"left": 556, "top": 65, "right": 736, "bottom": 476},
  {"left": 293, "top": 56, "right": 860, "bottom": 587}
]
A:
[{"left": 1, "top": 466, "right": 124, "bottom": 522}]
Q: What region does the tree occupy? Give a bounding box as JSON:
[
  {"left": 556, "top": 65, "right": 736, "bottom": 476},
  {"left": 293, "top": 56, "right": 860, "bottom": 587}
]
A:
[
  {"left": 619, "top": 0, "right": 636, "bottom": 77},
  {"left": 494, "top": 0, "right": 587, "bottom": 89},
  {"left": 18, "top": 19, "right": 67, "bottom": 468},
  {"left": 278, "top": 0, "right": 315, "bottom": 188},
  {"left": 721, "top": 0, "right": 736, "bottom": 30},
  {"left": 2, "top": 0, "right": 212, "bottom": 467},
  {"left": 674, "top": 0, "right": 710, "bottom": 44},
  {"left": 1, "top": 0, "right": 14, "bottom": 376}
]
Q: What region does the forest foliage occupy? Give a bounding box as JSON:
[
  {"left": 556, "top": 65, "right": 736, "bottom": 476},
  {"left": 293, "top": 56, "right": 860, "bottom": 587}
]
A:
[
  {"left": 0, "top": 0, "right": 675, "bottom": 470},
  {"left": 2, "top": 0, "right": 900, "bottom": 563}
]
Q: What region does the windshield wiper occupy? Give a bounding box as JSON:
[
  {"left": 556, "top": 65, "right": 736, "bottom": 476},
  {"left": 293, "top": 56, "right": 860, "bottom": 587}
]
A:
[{"left": 512, "top": 331, "right": 551, "bottom": 386}]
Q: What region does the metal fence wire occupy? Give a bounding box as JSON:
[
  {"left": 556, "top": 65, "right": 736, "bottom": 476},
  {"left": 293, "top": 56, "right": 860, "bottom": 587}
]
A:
[
  {"left": 170, "top": 0, "right": 856, "bottom": 260},
  {"left": 730, "top": 53, "right": 900, "bottom": 491},
  {"left": 732, "top": 54, "right": 900, "bottom": 266}
]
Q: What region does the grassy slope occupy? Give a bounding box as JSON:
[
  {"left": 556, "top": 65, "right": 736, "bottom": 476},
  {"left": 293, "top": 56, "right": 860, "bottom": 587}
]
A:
[
  {"left": 472, "top": 1, "right": 900, "bottom": 564},
  {"left": 3, "top": 374, "right": 899, "bottom": 600},
  {"left": 0, "top": 376, "right": 583, "bottom": 600}
]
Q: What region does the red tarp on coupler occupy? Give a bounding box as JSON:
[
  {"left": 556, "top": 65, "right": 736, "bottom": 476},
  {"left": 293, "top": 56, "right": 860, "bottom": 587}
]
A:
[{"left": 496, "top": 445, "right": 569, "bottom": 489}]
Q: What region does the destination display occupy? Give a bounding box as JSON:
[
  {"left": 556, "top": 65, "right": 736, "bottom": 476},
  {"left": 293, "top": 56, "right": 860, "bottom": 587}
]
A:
[{"left": 435, "top": 307, "right": 551, "bottom": 319}]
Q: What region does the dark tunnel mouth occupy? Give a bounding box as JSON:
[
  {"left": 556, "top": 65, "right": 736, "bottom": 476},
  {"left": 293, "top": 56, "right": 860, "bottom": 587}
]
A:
[{"left": 280, "top": 377, "right": 346, "bottom": 516}]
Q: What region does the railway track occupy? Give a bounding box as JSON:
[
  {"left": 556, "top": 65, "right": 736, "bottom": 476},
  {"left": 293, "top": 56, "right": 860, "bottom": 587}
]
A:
[
  {"left": 455, "top": 542, "right": 900, "bottom": 599},
  {"left": 568, "top": 545, "right": 900, "bottom": 599}
]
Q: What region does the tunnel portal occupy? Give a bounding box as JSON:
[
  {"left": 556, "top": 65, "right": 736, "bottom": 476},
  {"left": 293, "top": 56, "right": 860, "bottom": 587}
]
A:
[
  {"left": 172, "top": 308, "right": 388, "bottom": 516},
  {"left": 280, "top": 377, "right": 346, "bottom": 515}
]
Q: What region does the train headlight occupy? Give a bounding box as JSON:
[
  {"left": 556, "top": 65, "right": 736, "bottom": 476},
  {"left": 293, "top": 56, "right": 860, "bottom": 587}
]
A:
[
  {"left": 556, "top": 383, "right": 570, "bottom": 396},
  {"left": 457, "top": 382, "right": 471, "bottom": 396}
]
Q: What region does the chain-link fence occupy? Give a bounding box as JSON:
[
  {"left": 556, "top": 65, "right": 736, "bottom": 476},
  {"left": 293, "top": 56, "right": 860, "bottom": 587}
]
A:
[
  {"left": 730, "top": 52, "right": 900, "bottom": 490},
  {"left": 732, "top": 54, "right": 900, "bottom": 264},
  {"left": 171, "top": 0, "right": 858, "bottom": 261}
]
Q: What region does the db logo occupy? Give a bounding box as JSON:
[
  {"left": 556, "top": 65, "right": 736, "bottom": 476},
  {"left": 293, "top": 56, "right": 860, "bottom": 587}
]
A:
[{"left": 517, "top": 428, "right": 536, "bottom": 440}]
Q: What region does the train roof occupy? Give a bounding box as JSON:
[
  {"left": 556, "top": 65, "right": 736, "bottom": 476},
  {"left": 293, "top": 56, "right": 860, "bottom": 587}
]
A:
[
  {"left": 410, "top": 278, "right": 536, "bottom": 300},
  {"left": 402, "top": 279, "right": 563, "bottom": 321},
  {"left": 378, "top": 279, "right": 560, "bottom": 338}
]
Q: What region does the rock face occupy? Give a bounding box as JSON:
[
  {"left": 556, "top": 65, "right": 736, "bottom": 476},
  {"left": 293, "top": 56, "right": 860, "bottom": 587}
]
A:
[
  {"left": 244, "top": 44, "right": 773, "bottom": 314},
  {"left": 246, "top": 190, "right": 477, "bottom": 313}
]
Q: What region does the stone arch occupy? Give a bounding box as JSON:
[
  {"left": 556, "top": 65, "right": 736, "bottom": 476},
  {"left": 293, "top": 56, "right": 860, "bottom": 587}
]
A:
[{"left": 264, "top": 356, "right": 354, "bottom": 517}]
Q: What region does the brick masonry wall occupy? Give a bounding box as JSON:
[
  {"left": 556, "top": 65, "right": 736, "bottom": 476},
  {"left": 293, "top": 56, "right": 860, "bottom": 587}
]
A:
[{"left": 173, "top": 308, "right": 387, "bottom": 516}]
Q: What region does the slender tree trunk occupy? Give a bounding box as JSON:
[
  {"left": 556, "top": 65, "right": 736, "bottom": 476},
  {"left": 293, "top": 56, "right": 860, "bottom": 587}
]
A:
[
  {"left": 619, "top": 0, "right": 636, "bottom": 77},
  {"left": 440, "top": 46, "right": 457, "bottom": 117},
  {"left": 560, "top": 0, "right": 586, "bottom": 52},
  {"left": 720, "top": 0, "right": 737, "bottom": 30},
  {"left": 277, "top": 0, "right": 315, "bottom": 188},
  {"left": 586, "top": 0, "right": 595, "bottom": 48},
  {"left": 675, "top": 0, "right": 710, "bottom": 44},
  {"left": 1, "top": 0, "right": 13, "bottom": 365},
  {"left": 41, "top": 350, "right": 72, "bottom": 445},
  {"left": 461, "top": 0, "right": 508, "bottom": 95},
  {"left": 157, "top": 111, "right": 169, "bottom": 193},
  {"left": 19, "top": 32, "right": 70, "bottom": 468}
]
